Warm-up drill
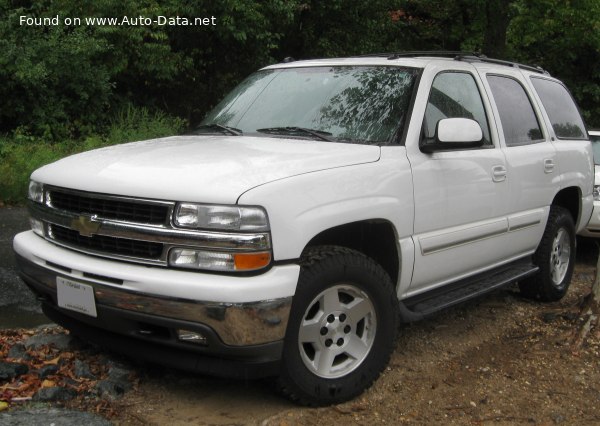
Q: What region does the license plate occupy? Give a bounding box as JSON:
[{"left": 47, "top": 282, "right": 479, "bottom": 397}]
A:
[{"left": 56, "top": 277, "right": 97, "bottom": 318}]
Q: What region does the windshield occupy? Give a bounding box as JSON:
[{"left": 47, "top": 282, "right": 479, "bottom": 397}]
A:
[
  {"left": 201, "top": 66, "right": 419, "bottom": 144},
  {"left": 591, "top": 134, "right": 600, "bottom": 165}
]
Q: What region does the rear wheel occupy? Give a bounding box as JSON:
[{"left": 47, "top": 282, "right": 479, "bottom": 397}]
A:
[
  {"left": 519, "top": 206, "right": 576, "bottom": 301},
  {"left": 277, "top": 246, "right": 399, "bottom": 406}
]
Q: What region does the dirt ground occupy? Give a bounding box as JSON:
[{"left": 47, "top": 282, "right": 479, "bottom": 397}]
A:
[
  {"left": 4, "top": 250, "right": 600, "bottom": 425},
  {"left": 109, "top": 250, "right": 600, "bottom": 426}
]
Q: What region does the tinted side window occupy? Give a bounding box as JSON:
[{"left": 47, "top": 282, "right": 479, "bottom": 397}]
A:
[
  {"left": 487, "top": 75, "right": 543, "bottom": 146},
  {"left": 531, "top": 77, "right": 586, "bottom": 140},
  {"left": 423, "top": 72, "right": 491, "bottom": 146}
]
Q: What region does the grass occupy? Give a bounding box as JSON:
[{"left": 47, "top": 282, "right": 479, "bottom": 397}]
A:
[{"left": 0, "top": 107, "right": 186, "bottom": 205}]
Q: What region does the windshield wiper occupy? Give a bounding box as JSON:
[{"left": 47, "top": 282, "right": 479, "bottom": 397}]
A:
[
  {"left": 191, "top": 124, "right": 243, "bottom": 136},
  {"left": 256, "top": 127, "right": 335, "bottom": 142}
]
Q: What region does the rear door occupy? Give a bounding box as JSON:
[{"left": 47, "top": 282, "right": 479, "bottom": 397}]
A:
[{"left": 477, "top": 66, "right": 558, "bottom": 255}]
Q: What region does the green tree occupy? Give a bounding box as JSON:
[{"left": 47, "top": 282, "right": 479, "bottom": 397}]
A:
[
  {"left": 165, "top": 0, "right": 297, "bottom": 124},
  {"left": 507, "top": 0, "right": 600, "bottom": 127}
]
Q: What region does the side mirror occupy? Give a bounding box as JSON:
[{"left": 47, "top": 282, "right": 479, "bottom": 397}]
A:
[{"left": 421, "top": 118, "right": 484, "bottom": 153}]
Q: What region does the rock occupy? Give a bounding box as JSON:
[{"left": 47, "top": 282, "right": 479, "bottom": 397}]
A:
[
  {"left": 23, "top": 333, "right": 74, "bottom": 350},
  {"left": 7, "top": 343, "right": 28, "bottom": 360},
  {"left": 34, "top": 386, "right": 77, "bottom": 402},
  {"left": 0, "top": 408, "right": 111, "bottom": 426},
  {"left": 93, "top": 360, "right": 134, "bottom": 399},
  {"left": 542, "top": 312, "right": 558, "bottom": 323},
  {"left": 37, "top": 364, "right": 59, "bottom": 379},
  {"left": 73, "top": 359, "right": 95, "bottom": 379},
  {"left": 108, "top": 365, "right": 131, "bottom": 384},
  {"left": 96, "top": 379, "right": 128, "bottom": 400},
  {"left": 0, "top": 361, "right": 28, "bottom": 380}
]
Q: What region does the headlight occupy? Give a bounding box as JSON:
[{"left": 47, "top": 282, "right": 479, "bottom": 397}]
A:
[
  {"left": 594, "top": 185, "right": 600, "bottom": 201},
  {"left": 28, "top": 180, "right": 44, "bottom": 203},
  {"left": 173, "top": 203, "right": 269, "bottom": 231}
]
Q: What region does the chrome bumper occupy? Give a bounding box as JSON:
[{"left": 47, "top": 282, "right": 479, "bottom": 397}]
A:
[{"left": 16, "top": 254, "right": 291, "bottom": 347}]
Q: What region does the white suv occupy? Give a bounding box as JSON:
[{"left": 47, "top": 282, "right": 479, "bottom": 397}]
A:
[
  {"left": 13, "top": 52, "right": 594, "bottom": 405},
  {"left": 581, "top": 129, "right": 600, "bottom": 236}
]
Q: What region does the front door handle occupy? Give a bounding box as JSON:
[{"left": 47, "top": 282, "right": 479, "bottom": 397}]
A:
[
  {"left": 544, "top": 159, "right": 555, "bottom": 173},
  {"left": 492, "top": 165, "right": 507, "bottom": 182}
]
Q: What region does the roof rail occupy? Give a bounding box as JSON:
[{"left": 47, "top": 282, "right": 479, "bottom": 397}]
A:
[
  {"left": 387, "top": 51, "right": 483, "bottom": 60},
  {"left": 456, "top": 54, "right": 548, "bottom": 75},
  {"left": 356, "top": 51, "right": 481, "bottom": 59},
  {"left": 359, "top": 51, "right": 549, "bottom": 75}
]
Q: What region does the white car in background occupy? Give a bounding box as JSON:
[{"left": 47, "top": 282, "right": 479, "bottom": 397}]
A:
[{"left": 581, "top": 129, "right": 600, "bottom": 237}]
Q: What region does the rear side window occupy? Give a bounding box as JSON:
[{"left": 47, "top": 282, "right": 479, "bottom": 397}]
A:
[
  {"left": 531, "top": 77, "right": 586, "bottom": 140},
  {"left": 487, "top": 75, "right": 543, "bottom": 146}
]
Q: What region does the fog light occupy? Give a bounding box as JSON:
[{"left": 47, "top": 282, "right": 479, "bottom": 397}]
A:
[
  {"left": 169, "top": 248, "right": 235, "bottom": 271},
  {"left": 169, "top": 248, "right": 271, "bottom": 272},
  {"left": 30, "top": 218, "right": 44, "bottom": 237},
  {"left": 176, "top": 329, "right": 207, "bottom": 345}
]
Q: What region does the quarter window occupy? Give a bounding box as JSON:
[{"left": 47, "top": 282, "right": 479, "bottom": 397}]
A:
[
  {"left": 487, "top": 75, "right": 543, "bottom": 146},
  {"left": 531, "top": 77, "right": 586, "bottom": 140},
  {"left": 423, "top": 72, "right": 491, "bottom": 146}
]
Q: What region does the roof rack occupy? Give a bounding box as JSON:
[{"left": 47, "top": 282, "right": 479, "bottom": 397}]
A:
[
  {"left": 359, "top": 51, "right": 548, "bottom": 75},
  {"left": 455, "top": 54, "right": 548, "bottom": 75}
]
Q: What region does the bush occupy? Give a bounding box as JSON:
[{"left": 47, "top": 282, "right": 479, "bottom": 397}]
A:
[{"left": 0, "top": 107, "right": 185, "bottom": 204}]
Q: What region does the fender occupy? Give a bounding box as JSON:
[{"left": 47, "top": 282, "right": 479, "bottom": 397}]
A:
[{"left": 238, "top": 147, "right": 415, "bottom": 263}]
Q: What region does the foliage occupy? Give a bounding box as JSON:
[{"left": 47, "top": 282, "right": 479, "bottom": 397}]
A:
[
  {"left": 161, "top": 0, "right": 298, "bottom": 124},
  {"left": 280, "top": 0, "right": 405, "bottom": 57},
  {"left": 0, "top": 106, "right": 184, "bottom": 204},
  {"left": 0, "top": 0, "right": 599, "bottom": 157},
  {"left": 0, "top": 0, "right": 295, "bottom": 138},
  {"left": 507, "top": 0, "right": 600, "bottom": 127}
]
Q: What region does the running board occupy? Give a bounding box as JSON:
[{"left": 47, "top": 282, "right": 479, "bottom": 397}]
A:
[{"left": 398, "top": 259, "right": 539, "bottom": 322}]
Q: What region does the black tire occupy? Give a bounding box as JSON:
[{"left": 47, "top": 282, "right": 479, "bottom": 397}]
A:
[
  {"left": 277, "top": 245, "right": 399, "bottom": 406},
  {"left": 519, "top": 206, "right": 576, "bottom": 301}
]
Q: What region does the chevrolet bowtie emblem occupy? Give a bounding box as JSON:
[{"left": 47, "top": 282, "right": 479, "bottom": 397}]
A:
[{"left": 71, "top": 214, "right": 101, "bottom": 237}]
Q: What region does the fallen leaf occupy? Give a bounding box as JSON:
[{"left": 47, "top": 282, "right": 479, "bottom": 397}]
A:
[
  {"left": 41, "top": 380, "right": 55, "bottom": 388},
  {"left": 0, "top": 401, "right": 8, "bottom": 412},
  {"left": 44, "top": 356, "right": 61, "bottom": 365}
]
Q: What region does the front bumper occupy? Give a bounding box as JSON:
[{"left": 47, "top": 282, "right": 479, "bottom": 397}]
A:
[{"left": 14, "top": 231, "right": 300, "bottom": 375}]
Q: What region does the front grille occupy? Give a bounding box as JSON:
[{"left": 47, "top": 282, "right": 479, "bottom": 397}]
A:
[
  {"left": 49, "top": 190, "right": 169, "bottom": 225},
  {"left": 50, "top": 225, "right": 164, "bottom": 260}
]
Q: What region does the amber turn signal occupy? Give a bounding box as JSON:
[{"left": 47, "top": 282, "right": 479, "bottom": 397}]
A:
[{"left": 234, "top": 252, "right": 272, "bottom": 271}]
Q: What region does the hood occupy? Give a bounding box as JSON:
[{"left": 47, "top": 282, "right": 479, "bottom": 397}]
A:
[{"left": 32, "top": 135, "right": 381, "bottom": 204}]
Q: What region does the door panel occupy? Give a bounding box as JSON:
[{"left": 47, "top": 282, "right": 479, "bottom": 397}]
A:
[{"left": 409, "top": 148, "right": 510, "bottom": 290}]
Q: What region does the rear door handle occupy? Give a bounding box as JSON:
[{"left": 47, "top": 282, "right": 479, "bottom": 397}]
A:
[
  {"left": 544, "top": 159, "right": 555, "bottom": 173},
  {"left": 492, "top": 165, "right": 507, "bottom": 182}
]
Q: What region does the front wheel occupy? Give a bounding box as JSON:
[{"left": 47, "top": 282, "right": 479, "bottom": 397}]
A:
[
  {"left": 277, "top": 246, "right": 399, "bottom": 406},
  {"left": 519, "top": 206, "right": 576, "bottom": 301}
]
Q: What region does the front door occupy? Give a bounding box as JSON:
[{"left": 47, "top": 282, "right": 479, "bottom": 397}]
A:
[{"left": 407, "top": 68, "right": 512, "bottom": 295}]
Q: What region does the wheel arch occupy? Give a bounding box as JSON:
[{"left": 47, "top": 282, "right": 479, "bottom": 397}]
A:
[
  {"left": 303, "top": 220, "right": 400, "bottom": 287},
  {"left": 551, "top": 186, "right": 581, "bottom": 227}
]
